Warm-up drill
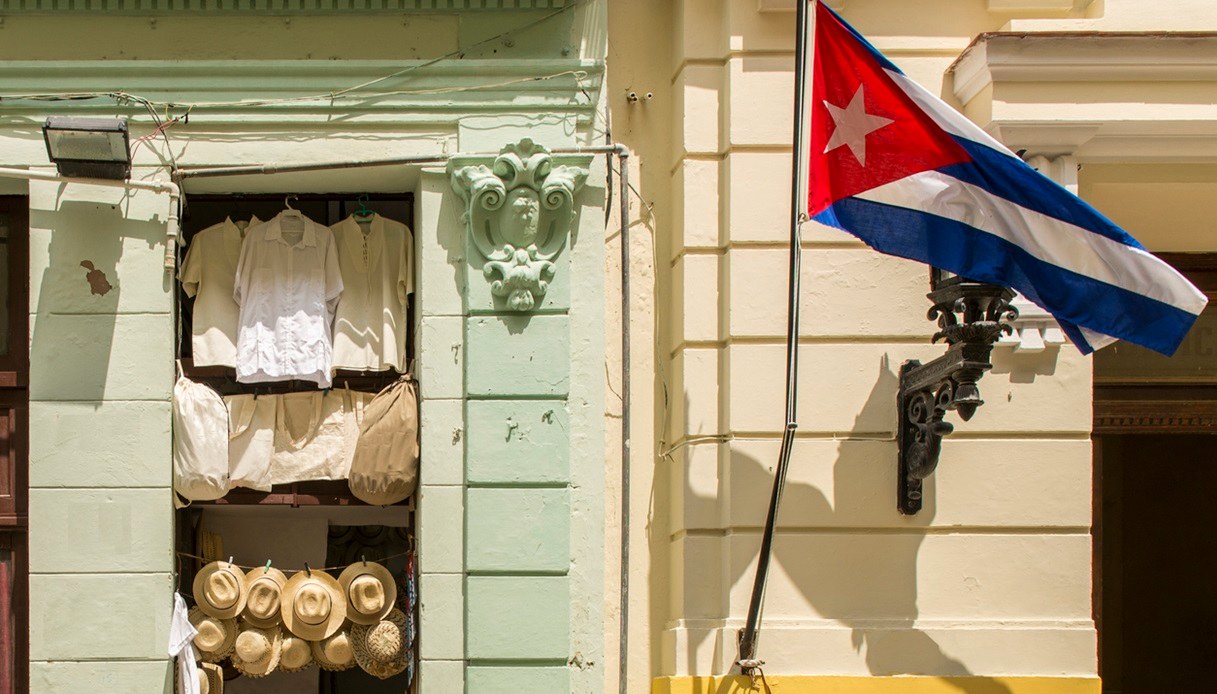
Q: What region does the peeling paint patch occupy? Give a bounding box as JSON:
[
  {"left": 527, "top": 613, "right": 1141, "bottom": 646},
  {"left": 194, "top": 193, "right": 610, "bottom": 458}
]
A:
[{"left": 79, "top": 261, "right": 112, "bottom": 296}]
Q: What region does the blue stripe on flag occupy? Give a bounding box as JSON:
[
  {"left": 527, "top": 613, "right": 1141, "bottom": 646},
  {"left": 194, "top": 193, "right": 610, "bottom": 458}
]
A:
[
  {"left": 814, "top": 197, "right": 1199, "bottom": 355},
  {"left": 938, "top": 138, "right": 1146, "bottom": 250}
]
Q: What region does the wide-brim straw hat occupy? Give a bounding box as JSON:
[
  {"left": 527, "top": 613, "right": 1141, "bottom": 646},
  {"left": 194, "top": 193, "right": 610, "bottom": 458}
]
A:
[
  {"left": 199, "top": 662, "right": 223, "bottom": 694},
  {"left": 337, "top": 561, "right": 397, "bottom": 625},
  {"left": 352, "top": 608, "right": 411, "bottom": 680},
  {"left": 312, "top": 628, "right": 357, "bottom": 672},
  {"left": 242, "top": 566, "right": 289, "bottom": 628},
  {"left": 188, "top": 607, "right": 237, "bottom": 663},
  {"left": 278, "top": 634, "right": 314, "bottom": 673},
  {"left": 280, "top": 569, "right": 347, "bottom": 641},
  {"left": 193, "top": 561, "right": 248, "bottom": 619},
  {"left": 230, "top": 623, "right": 282, "bottom": 678}
]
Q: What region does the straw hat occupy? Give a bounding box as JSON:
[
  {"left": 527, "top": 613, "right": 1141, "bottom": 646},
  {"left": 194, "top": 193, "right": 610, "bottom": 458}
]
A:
[
  {"left": 280, "top": 570, "right": 347, "bottom": 640},
  {"left": 351, "top": 608, "right": 411, "bottom": 679},
  {"left": 242, "top": 567, "right": 288, "bottom": 628},
  {"left": 199, "top": 663, "right": 223, "bottom": 694},
  {"left": 193, "top": 561, "right": 248, "bottom": 619},
  {"left": 188, "top": 607, "right": 237, "bottom": 663},
  {"left": 312, "top": 628, "right": 357, "bottom": 672},
  {"left": 278, "top": 633, "right": 314, "bottom": 673},
  {"left": 230, "top": 624, "right": 281, "bottom": 678},
  {"left": 337, "top": 561, "right": 397, "bottom": 625}
]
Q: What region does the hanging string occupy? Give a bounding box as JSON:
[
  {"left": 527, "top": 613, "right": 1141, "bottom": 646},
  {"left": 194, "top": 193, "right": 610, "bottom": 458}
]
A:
[{"left": 175, "top": 549, "right": 411, "bottom": 573}]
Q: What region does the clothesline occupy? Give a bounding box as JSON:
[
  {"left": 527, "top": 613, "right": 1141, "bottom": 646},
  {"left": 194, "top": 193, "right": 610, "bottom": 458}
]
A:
[{"left": 176, "top": 549, "right": 412, "bottom": 573}]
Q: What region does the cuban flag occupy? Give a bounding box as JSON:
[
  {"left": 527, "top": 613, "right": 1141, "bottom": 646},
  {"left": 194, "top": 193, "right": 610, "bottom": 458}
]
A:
[{"left": 806, "top": 1, "right": 1207, "bottom": 355}]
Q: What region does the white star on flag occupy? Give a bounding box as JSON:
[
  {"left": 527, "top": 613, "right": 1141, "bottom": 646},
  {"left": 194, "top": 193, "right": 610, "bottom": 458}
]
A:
[{"left": 822, "top": 85, "right": 894, "bottom": 166}]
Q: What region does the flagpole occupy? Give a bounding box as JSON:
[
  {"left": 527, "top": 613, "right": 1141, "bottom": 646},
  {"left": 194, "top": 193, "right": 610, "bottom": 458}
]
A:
[{"left": 737, "top": 0, "right": 810, "bottom": 673}]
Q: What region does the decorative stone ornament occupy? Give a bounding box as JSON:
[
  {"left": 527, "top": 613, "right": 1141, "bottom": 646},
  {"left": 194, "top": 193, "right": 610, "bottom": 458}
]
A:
[{"left": 449, "top": 138, "right": 589, "bottom": 312}]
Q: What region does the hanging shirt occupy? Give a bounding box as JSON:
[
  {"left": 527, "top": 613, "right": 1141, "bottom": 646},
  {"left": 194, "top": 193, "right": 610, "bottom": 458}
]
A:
[
  {"left": 234, "top": 211, "right": 344, "bottom": 388},
  {"left": 179, "top": 217, "right": 260, "bottom": 367},
  {"left": 168, "top": 593, "right": 201, "bottom": 694},
  {"left": 331, "top": 213, "right": 415, "bottom": 372}
]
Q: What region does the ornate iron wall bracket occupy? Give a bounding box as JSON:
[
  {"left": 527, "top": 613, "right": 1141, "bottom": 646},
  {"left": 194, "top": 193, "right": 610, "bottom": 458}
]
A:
[{"left": 897, "top": 271, "right": 1017, "bottom": 515}]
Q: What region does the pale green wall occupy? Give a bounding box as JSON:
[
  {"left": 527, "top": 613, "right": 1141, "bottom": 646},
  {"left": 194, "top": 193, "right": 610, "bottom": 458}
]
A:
[{"left": 1, "top": 4, "right": 609, "bottom": 693}]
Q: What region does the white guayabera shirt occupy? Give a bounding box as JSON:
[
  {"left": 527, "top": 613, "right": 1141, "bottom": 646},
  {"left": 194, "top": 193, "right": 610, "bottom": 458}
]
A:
[
  {"left": 179, "top": 216, "right": 260, "bottom": 367},
  {"left": 330, "top": 213, "right": 415, "bottom": 372},
  {"left": 234, "top": 211, "right": 344, "bottom": 388}
]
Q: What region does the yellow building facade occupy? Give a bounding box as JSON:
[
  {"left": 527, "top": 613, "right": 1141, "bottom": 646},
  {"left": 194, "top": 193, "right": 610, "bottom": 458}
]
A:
[{"left": 607, "top": 1, "right": 1217, "bottom": 692}]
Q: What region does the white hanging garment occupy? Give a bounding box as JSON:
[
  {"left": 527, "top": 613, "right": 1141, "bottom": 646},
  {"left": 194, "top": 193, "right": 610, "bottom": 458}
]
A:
[
  {"left": 233, "top": 211, "right": 344, "bottom": 388},
  {"left": 172, "top": 369, "right": 229, "bottom": 503},
  {"left": 225, "top": 393, "right": 276, "bottom": 492},
  {"left": 330, "top": 213, "right": 415, "bottom": 372},
  {"left": 169, "top": 593, "right": 202, "bottom": 694},
  {"left": 179, "top": 216, "right": 260, "bottom": 367}
]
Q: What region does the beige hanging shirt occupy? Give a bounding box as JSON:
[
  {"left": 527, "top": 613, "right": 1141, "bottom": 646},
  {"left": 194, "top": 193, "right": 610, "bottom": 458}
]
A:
[
  {"left": 234, "top": 212, "right": 344, "bottom": 388},
  {"left": 179, "top": 217, "right": 260, "bottom": 367},
  {"left": 330, "top": 214, "right": 414, "bottom": 372}
]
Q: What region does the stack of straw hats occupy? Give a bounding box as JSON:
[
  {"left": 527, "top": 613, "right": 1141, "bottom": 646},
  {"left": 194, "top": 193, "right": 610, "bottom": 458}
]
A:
[{"left": 191, "top": 558, "right": 410, "bottom": 680}]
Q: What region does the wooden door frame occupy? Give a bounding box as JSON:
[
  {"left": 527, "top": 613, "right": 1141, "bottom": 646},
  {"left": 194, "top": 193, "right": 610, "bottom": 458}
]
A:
[{"left": 1093, "top": 253, "right": 1217, "bottom": 434}]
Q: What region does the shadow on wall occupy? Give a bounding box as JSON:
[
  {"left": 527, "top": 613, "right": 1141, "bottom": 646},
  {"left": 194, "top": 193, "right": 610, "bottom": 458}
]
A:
[
  {"left": 28, "top": 194, "right": 166, "bottom": 402},
  {"left": 679, "top": 356, "right": 1013, "bottom": 694}
]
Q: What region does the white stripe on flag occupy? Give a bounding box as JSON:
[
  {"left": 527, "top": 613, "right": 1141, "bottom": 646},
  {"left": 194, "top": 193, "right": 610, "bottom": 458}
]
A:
[
  {"left": 853, "top": 170, "right": 1209, "bottom": 316},
  {"left": 883, "top": 69, "right": 1020, "bottom": 159}
]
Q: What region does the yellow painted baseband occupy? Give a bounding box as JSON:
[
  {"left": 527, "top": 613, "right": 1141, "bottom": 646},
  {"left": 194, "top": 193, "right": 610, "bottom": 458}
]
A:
[{"left": 653, "top": 676, "right": 1101, "bottom": 694}]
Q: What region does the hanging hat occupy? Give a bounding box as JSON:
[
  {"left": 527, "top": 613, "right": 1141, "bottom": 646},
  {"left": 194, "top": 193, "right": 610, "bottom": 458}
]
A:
[
  {"left": 188, "top": 607, "right": 237, "bottom": 663},
  {"left": 278, "top": 633, "right": 314, "bottom": 673},
  {"left": 351, "top": 608, "right": 411, "bottom": 679},
  {"left": 230, "top": 623, "right": 281, "bottom": 678},
  {"left": 312, "top": 628, "right": 357, "bottom": 672},
  {"left": 280, "top": 569, "right": 347, "bottom": 641},
  {"left": 194, "top": 666, "right": 208, "bottom": 694},
  {"left": 200, "top": 663, "right": 223, "bottom": 694},
  {"left": 193, "top": 561, "right": 248, "bottom": 619},
  {"left": 338, "top": 561, "right": 397, "bottom": 625},
  {"left": 241, "top": 566, "right": 288, "bottom": 628}
]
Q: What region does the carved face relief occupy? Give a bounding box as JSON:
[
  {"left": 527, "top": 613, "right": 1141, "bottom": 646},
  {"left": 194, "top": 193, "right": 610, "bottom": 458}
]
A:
[
  {"left": 500, "top": 188, "right": 541, "bottom": 248},
  {"left": 450, "top": 138, "right": 590, "bottom": 312}
]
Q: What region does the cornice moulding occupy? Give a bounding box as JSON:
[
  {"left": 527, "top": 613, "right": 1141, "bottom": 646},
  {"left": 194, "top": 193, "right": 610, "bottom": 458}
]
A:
[
  {"left": 951, "top": 33, "right": 1217, "bottom": 105},
  {"left": 0, "top": 0, "right": 570, "bottom": 12},
  {"left": 950, "top": 33, "right": 1217, "bottom": 161},
  {"left": 758, "top": 0, "right": 844, "bottom": 12},
  {"left": 0, "top": 58, "right": 602, "bottom": 126}
]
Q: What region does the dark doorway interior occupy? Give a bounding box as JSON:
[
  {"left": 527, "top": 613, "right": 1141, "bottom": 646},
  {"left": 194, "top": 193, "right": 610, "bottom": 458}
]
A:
[{"left": 1095, "top": 434, "right": 1217, "bottom": 694}]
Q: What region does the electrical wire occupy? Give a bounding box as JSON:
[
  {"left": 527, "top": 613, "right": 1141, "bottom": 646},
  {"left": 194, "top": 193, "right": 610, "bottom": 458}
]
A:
[
  {"left": 0, "top": 0, "right": 587, "bottom": 111},
  {"left": 175, "top": 549, "right": 411, "bottom": 573}
]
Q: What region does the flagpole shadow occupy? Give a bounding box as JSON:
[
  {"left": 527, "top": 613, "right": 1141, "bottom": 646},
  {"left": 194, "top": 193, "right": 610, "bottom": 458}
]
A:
[{"left": 678, "top": 356, "right": 1012, "bottom": 693}]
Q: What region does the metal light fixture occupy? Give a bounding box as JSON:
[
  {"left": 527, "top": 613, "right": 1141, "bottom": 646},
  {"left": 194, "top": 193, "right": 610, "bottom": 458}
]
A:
[
  {"left": 43, "top": 117, "right": 131, "bottom": 180},
  {"left": 896, "top": 268, "right": 1017, "bottom": 514}
]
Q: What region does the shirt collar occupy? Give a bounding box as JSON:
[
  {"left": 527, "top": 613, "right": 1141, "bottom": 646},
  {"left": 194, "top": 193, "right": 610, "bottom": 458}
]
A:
[{"left": 264, "top": 212, "right": 317, "bottom": 248}]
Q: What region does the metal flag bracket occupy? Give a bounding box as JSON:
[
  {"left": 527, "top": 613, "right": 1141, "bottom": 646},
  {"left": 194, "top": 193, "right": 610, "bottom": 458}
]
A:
[{"left": 896, "top": 268, "right": 1018, "bottom": 514}]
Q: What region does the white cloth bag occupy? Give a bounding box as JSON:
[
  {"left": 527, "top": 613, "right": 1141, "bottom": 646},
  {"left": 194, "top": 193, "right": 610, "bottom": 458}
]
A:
[
  {"left": 172, "top": 370, "right": 229, "bottom": 502},
  {"left": 226, "top": 393, "right": 276, "bottom": 492},
  {"left": 271, "top": 389, "right": 372, "bottom": 484}
]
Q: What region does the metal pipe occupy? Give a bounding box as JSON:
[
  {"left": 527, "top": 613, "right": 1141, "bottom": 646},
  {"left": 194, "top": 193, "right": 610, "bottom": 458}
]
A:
[
  {"left": 174, "top": 145, "right": 626, "bottom": 180},
  {"left": 0, "top": 166, "right": 181, "bottom": 270},
  {"left": 617, "top": 149, "right": 631, "bottom": 694}
]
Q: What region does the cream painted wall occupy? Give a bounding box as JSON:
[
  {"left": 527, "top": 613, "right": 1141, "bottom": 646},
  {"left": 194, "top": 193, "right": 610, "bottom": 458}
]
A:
[{"left": 607, "top": 0, "right": 1113, "bottom": 686}]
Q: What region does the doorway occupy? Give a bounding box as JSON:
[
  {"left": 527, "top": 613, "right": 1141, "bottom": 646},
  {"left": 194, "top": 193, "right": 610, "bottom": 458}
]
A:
[
  {"left": 1092, "top": 254, "right": 1217, "bottom": 694},
  {"left": 1093, "top": 435, "right": 1217, "bottom": 693}
]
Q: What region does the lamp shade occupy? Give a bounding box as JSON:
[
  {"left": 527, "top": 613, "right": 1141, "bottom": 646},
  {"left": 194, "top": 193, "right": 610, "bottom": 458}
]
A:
[{"left": 43, "top": 117, "right": 131, "bottom": 180}]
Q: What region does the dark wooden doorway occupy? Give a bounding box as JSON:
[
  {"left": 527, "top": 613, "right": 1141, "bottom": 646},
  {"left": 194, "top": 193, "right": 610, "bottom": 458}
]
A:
[{"left": 1092, "top": 254, "right": 1217, "bottom": 694}]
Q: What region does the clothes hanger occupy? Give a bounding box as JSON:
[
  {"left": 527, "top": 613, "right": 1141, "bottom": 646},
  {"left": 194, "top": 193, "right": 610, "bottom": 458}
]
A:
[
  {"left": 352, "top": 194, "right": 375, "bottom": 221},
  {"left": 282, "top": 194, "right": 303, "bottom": 218}
]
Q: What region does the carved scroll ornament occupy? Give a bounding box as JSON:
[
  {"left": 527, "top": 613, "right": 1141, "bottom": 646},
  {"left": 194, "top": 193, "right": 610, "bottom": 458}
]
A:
[{"left": 450, "top": 139, "right": 589, "bottom": 311}]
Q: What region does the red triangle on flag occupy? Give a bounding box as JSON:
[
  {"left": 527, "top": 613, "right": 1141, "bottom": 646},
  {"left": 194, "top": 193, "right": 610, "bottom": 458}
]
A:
[{"left": 808, "top": 3, "right": 970, "bottom": 216}]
